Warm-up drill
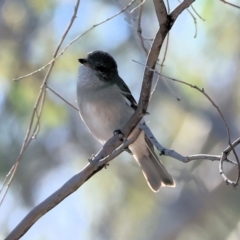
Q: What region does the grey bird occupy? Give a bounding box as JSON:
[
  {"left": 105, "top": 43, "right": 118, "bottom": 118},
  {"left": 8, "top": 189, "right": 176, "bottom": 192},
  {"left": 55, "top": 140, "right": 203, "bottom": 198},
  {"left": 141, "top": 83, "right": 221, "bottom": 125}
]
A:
[{"left": 77, "top": 50, "right": 175, "bottom": 192}]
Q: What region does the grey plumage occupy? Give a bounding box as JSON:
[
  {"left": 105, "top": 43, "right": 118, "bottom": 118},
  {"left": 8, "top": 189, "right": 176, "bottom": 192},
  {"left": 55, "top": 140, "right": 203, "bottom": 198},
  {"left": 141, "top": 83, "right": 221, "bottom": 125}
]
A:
[{"left": 77, "top": 50, "right": 175, "bottom": 192}]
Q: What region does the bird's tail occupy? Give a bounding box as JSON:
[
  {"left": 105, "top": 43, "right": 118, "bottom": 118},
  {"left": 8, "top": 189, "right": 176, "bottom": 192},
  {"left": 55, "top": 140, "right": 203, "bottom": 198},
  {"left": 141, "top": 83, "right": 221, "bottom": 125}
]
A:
[{"left": 129, "top": 131, "right": 175, "bottom": 192}]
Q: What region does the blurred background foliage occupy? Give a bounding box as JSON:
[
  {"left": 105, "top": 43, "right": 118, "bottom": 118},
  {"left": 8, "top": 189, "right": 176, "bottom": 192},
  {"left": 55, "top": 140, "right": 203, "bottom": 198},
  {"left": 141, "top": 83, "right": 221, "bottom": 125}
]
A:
[{"left": 0, "top": 0, "right": 240, "bottom": 239}]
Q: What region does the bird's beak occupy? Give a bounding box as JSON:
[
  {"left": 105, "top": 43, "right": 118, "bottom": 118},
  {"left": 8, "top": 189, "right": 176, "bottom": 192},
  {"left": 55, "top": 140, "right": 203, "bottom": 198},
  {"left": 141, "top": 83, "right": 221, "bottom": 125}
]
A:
[{"left": 78, "top": 58, "right": 89, "bottom": 67}]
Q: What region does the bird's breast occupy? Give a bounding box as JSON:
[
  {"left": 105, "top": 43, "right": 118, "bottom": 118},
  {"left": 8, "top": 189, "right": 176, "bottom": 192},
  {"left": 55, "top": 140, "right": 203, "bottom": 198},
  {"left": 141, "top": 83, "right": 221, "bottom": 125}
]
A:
[{"left": 78, "top": 86, "right": 133, "bottom": 144}]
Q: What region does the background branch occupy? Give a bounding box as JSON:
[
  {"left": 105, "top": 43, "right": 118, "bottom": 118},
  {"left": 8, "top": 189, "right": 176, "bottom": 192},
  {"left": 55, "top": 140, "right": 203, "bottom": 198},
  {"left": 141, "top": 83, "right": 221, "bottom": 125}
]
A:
[{"left": 0, "top": 0, "right": 81, "bottom": 206}]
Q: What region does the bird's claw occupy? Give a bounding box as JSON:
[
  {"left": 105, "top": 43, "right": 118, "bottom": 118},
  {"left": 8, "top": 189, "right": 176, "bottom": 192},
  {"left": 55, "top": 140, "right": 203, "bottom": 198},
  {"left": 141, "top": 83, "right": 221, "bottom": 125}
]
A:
[
  {"left": 88, "top": 154, "right": 95, "bottom": 162},
  {"left": 113, "top": 129, "right": 126, "bottom": 142},
  {"left": 104, "top": 163, "right": 109, "bottom": 169},
  {"left": 160, "top": 149, "right": 166, "bottom": 156}
]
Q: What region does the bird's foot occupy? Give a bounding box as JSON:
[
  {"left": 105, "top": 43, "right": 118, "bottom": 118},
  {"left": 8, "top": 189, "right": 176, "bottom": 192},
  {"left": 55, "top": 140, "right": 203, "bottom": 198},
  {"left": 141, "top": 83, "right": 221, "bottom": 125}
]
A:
[
  {"left": 88, "top": 154, "right": 95, "bottom": 162},
  {"left": 160, "top": 149, "right": 166, "bottom": 156},
  {"left": 104, "top": 163, "right": 109, "bottom": 169},
  {"left": 113, "top": 129, "right": 126, "bottom": 142}
]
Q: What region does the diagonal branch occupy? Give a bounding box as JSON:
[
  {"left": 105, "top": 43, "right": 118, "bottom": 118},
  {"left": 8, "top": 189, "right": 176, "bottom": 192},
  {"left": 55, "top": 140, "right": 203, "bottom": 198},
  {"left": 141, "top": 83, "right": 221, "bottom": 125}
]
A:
[
  {"left": 170, "top": 0, "right": 195, "bottom": 23},
  {"left": 5, "top": 130, "right": 140, "bottom": 240},
  {"left": 220, "top": 0, "right": 240, "bottom": 9}
]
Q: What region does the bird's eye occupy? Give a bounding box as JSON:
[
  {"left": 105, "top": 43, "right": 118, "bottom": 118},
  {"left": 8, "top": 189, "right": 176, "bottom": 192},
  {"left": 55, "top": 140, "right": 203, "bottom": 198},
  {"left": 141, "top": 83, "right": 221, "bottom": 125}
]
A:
[{"left": 96, "top": 65, "right": 107, "bottom": 72}]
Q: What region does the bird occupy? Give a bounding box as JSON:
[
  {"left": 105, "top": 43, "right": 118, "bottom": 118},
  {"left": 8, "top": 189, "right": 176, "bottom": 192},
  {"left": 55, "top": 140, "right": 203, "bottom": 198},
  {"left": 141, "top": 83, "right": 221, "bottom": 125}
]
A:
[{"left": 76, "top": 50, "right": 175, "bottom": 192}]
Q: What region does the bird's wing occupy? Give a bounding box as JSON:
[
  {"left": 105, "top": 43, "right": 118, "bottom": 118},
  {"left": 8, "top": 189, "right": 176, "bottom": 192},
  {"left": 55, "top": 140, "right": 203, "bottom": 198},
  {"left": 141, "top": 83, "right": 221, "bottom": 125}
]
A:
[
  {"left": 115, "top": 77, "right": 138, "bottom": 111},
  {"left": 114, "top": 77, "right": 138, "bottom": 155}
]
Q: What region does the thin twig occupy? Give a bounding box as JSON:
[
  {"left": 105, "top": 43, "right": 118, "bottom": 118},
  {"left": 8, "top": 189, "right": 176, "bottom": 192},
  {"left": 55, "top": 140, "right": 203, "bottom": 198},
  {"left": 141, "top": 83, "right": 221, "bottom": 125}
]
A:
[
  {"left": 190, "top": 5, "right": 205, "bottom": 21},
  {"left": 0, "top": 0, "right": 81, "bottom": 206},
  {"left": 166, "top": 0, "right": 170, "bottom": 12},
  {"left": 46, "top": 84, "right": 79, "bottom": 111},
  {"left": 13, "top": 0, "right": 136, "bottom": 81},
  {"left": 219, "top": 137, "right": 240, "bottom": 186},
  {"left": 32, "top": 88, "right": 46, "bottom": 138},
  {"left": 136, "top": 0, "right": 148, "bottom": 55},
  {"left": 151, "top": 33, "right": 170, "bottom": 98},
  {"left": 130, "top": 0, "right": 145, "bottom": 13},
  {"left": 134, "top": 59, "right": 240, "bottom": 186},
  {"left": 140, "top": 123, "right": 238, "bottom": 165},
  {"left": 186, "top": 8, "right": 198, "bottom": 38},
  {"left": 220, "top": 0, "right": 240, "bottom": 9},
  {"left": 178, "top": 0, "right": 197, "bottom": 38}
]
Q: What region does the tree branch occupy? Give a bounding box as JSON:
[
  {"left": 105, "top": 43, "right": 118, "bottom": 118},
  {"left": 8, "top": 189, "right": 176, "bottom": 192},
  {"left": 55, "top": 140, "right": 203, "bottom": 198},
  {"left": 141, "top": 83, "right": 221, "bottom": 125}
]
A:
[
  {"left": 140, "top": 123, "right": 238, "bottom": 166},
  {"left": 5, "top": 129, "right": 141, "bottom": 240},
  {"left": 170, "top": 0, "right": 195, "bottom": 24}
]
